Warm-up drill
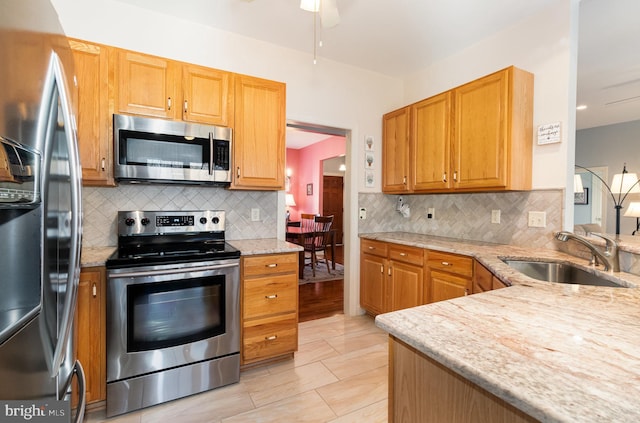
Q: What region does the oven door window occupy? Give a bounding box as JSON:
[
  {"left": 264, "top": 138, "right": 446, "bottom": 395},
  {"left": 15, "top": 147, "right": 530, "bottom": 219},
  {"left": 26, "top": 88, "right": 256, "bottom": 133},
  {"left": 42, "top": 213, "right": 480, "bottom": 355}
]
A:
[
  {"left": 119, "top": 131, "right": 209, "bottom": 170},
  {"left": 126, "top": 276, "right": 225, "bottom": 352}
]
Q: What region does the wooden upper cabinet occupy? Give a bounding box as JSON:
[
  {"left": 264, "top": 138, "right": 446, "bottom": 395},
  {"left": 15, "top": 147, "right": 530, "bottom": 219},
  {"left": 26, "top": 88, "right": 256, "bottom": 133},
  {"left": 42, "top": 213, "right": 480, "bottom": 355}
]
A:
[
  {"left": 382, "top": 66, "right": 533, "bottom": 194},
  {"left": 69, "top": 39, "right": 114, "bottom": 186},
  {"left": 452, "top": 66, "right": 533, "bottom": 191},
  {"left": 382, "top": 107, "right": 410, "bottom": 193},
  {"left": 182, "top": 64, "right": 233, "bottom": 126},
  {"left": 232, "top": 74, "right": 286, "bottom": 190},
  {"left": 411, "top": 92, "right": 452, "bottom": 191},
  {"left": 117, "top": 50, "right": 178, "bottom": 119}
]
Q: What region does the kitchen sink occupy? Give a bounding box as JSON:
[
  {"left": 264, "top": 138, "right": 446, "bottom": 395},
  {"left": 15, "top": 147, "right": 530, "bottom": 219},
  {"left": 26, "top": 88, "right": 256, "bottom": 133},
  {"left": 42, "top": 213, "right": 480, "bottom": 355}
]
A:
[{"left": 501, "top": 259, "right": 627, "bottom": 287}]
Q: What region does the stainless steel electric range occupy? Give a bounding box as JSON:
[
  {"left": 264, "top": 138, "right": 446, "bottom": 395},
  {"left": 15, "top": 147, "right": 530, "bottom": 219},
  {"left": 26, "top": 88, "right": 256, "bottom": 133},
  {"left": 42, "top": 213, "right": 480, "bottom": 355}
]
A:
[{"left": 105, "top": 210, "right": 241, "bottom": 417}]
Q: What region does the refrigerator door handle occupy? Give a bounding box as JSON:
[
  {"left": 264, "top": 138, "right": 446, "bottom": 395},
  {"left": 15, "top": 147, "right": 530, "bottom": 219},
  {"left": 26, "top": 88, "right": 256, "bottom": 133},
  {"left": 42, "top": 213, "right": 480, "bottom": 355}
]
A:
[
  {"left": 40, "top": 52, "right": 83, "bottom": 378},
  {"left": 62, "top": 360, "right": 86, "bottom": 423}
]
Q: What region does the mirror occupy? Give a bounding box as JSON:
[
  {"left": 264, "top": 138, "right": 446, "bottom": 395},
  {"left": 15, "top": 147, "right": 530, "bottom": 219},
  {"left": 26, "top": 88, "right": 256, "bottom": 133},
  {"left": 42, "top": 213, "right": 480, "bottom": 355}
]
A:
[{"left": 574, "top": 0, "right": 640, "bottom": 236}]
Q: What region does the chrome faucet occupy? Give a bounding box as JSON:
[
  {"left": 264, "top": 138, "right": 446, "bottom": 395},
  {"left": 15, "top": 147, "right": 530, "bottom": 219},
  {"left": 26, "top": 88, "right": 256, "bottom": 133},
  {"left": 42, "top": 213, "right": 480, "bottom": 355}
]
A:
[{"left": 554, "top": 231, "right": 620, "bottom": 272}]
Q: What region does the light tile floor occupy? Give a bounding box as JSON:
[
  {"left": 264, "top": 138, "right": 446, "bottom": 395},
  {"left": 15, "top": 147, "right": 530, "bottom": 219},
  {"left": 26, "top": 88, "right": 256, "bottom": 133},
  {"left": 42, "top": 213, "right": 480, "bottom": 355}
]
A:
[{"left": 86, "top": 314, "right": 388, "bottom": 423}]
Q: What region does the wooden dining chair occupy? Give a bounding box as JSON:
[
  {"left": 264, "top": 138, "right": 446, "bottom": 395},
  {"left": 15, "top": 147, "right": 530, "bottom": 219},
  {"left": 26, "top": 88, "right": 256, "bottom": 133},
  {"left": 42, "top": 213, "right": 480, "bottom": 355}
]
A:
[{"left": 304, "top": 215, "right": 334, "bottom": 276}]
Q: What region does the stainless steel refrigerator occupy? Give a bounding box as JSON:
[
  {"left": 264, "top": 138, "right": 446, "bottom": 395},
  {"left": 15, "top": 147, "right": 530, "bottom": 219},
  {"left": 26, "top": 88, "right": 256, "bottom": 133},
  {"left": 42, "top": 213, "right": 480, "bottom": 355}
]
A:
[{"left": 0, "top": 1, "right": 86, "bottom": 422}]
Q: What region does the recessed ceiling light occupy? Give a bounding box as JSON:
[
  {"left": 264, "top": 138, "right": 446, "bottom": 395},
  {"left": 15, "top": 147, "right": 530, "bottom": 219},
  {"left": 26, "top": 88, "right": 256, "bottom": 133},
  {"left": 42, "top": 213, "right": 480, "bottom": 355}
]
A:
[{"left": 576, "top": 104, "right": 588, "bottom": 110}]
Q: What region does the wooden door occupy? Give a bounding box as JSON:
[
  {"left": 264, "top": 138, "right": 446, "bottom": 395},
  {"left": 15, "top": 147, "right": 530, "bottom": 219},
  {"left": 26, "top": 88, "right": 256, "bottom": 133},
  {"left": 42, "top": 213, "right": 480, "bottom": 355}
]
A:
[
  {"left": 453, "top": 69, "right": 508, "bottom": 190},
  {"left": 389, "top": 261, "right": 423, "bottom": 312},
  {"left": 117, "top": 50, "right": 178, "bottom": 119},
  {"left": 323, "top": 175, "right": 343, "bottom": 244},
  {"left": 360, "top": 253, "right": 387, "bottom": 315},
  {"left": 382, "top": 107, "right": 410, "bottom": 193},
  {"left": 76, "top": 267, "right": 106, "bottom": 404},
  {"left": 182, "top": 64, "right": 233, "bottom": 126},
  {"left": 232, "top": 75, "right": 285, "bottom": 189},
  {"left": 429, "top": 270, "right": 470, "bottom": 303},
  {"left": 69, "top": 39, "right": 113, "bottom": 186},
  {"left": 411, "top": 92, "right": 452, "bottom": 191}
]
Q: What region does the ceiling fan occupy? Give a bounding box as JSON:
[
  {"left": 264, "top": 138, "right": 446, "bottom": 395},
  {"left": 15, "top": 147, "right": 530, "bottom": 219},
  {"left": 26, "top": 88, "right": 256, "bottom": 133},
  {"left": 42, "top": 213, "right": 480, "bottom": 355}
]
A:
[{"left": 300, "top": 0, "right": 341, "bottom": 29}]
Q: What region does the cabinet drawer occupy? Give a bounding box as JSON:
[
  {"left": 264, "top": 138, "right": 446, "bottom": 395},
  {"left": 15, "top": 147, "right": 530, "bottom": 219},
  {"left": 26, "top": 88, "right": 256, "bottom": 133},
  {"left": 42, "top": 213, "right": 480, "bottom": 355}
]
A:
[
  {"left": 427, "top": 250, "right": 473, "bottom": 277},
  {"left": 242, "top": 314, "right": 298, "bottom": 363},
  {"left": 361, "top": 239, "right": 388, "bottom": 257},
  {"left": 389, "top": 244, "right": 424, "bottom": 266},
  {"left": 243, "top": 253, "right": 297, "bottom": 277},
  {"left": 243, "top": 274, "right": 297, "bottom": 320}
]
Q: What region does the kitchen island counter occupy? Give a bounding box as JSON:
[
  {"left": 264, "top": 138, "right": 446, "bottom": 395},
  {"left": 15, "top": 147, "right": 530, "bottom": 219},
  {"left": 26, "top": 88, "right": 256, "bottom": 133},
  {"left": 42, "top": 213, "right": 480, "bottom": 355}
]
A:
[{"left": 367, "top": 232, "right": 640, "bottom": 422}]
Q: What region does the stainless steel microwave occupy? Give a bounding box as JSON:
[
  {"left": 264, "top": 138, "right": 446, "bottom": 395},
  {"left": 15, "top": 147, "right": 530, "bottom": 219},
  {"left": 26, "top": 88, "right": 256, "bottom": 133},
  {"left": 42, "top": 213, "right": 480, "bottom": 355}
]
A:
[{"left": 113, "top": 114, "right": 232, "bottom": 186}]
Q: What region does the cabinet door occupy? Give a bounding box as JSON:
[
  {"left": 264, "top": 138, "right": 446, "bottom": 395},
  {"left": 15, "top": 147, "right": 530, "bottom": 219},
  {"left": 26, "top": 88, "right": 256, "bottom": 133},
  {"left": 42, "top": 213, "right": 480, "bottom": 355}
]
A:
[
  {"left": 429, "top": 270, "right": 470, "bottom": 303},
  {"left": 453, "top": 69, "right": 508, "bottom": 190},
  {"left": 360, "top": 253, "right": 387, "bottom": 315},
  {"left": 389, "top": 261, "right": 423, "bottom": 311},
  {"left": 76, "top": 267, "right": 106, "bottom": 404},
  {"left": 182, "top": 65, "right": 233, "bottom": 126},
  {"left": 473, "top": 261, "right": 494, "bottom": 294},
  {"left": 411, "top": 92, "right": 452, "bottom": 191},
  {"left": 117, "top": 50, "right": 178, "bottom": 118},
  {"left": 232, "top": 75, "right": 285, "bottom": 190},
  {"left": 382, "top": 107, "right": 410, "bottom": 193},
  {"left": 69, "top": 39, "right": 114, "bottom": 186}
]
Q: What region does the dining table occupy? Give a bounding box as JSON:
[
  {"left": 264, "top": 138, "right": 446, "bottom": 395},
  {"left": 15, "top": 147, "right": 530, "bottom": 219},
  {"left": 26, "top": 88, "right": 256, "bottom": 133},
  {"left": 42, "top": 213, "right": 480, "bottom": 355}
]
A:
[{"left": 285, "top": 224, "right": 336, "bottom": 278}]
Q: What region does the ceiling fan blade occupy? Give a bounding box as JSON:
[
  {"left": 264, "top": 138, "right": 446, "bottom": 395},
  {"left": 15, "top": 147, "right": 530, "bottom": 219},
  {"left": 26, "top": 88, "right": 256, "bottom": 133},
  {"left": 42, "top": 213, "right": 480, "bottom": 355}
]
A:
[{"left": 320, "top": 0, "right": 340, "bottom": 28}]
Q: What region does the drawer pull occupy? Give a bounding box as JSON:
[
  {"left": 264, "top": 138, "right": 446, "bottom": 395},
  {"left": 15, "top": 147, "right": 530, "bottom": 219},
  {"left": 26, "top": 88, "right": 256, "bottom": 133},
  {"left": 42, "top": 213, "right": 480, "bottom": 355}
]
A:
[
  {"left": 368, "top": 246, "right": 376, "bottom": 250},
  {"left": 441, "top": 261, "right": 451, "bottom": 266},
  {"left": 92, "top": 283, "right": 97, "bottom": 298},
  {"left": 265, "top": 335, "right": 278, "bottom": 341},
  {"left": 266, "top": 263, "right": 278, "bottom": 268},
  {"left": 265, "top": 294, "right": 278, "bottom": 299},
  {"left": 380, "top": 265, "right": 384, "bottom": 273},
  {"left": 399, "top": 252, "right": 407, "bottom": 257}
]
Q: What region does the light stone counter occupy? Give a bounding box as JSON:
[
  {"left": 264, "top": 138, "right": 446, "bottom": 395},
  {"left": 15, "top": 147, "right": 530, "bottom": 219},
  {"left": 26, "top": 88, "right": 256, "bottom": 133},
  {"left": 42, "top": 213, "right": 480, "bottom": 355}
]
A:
[
  {"left": 227, "top": 238, "right": 302, "bottom": 255},
  {"left": 368, "top": 232, "right": 640, "bottom": 423},
  {"left": 81, "top": 246, "right": 116, "bottom": 267}
]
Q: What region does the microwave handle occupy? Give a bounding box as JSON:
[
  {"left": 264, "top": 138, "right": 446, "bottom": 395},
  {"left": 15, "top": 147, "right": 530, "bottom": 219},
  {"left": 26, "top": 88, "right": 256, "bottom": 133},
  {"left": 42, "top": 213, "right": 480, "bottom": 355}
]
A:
[{"left": 208, "top": 133, "right": 214, "bottom": 175}]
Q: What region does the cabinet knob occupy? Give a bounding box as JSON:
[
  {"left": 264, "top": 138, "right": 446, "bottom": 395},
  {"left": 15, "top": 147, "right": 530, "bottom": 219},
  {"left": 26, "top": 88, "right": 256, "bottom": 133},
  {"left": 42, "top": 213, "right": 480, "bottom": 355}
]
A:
[
  {"left": 265, "top": 294, "right": 278, "bottom": 299},
  {"left": 167, "top": 97, "right": 172, "bottom": 110},
  {"left": 265, "top": 335, "right": 278, "bottom": 341}
]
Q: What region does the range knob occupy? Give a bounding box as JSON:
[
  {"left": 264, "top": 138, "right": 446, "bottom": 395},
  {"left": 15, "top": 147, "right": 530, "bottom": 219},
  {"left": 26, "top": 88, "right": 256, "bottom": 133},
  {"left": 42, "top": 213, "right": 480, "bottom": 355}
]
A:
[
  {"left": 141, "top": 218, "right": 150, "bottom": 226},
  {"left": 124, "top": 218, "right": 135, "bottom": 226},
  {"left": 199, "top": 217, "right": 207, "bottom": 224},
  {"left": 212, "top": 217, "right": 220, "bottom": 224}
]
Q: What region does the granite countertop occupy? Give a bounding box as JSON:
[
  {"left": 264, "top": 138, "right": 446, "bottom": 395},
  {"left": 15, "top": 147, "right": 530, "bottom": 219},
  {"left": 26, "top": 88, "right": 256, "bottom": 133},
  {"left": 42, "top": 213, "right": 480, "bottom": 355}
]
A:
[
  {"left": 80, "top": 239, "right": 302, "bottom": 267},
  {"left": 368, "top": 232, "right": 640, "bottom": 422}
]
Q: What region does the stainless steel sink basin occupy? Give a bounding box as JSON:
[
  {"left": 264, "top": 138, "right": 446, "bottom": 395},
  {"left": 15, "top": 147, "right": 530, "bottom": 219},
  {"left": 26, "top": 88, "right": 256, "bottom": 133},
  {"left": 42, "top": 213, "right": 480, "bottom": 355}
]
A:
[{"left": 501, "top": 259, "right": 626, "bottom": 287}]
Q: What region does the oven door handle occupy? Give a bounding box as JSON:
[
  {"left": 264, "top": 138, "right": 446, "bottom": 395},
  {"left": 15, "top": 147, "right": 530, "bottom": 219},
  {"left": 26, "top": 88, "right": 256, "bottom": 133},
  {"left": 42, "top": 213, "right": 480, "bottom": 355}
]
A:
[
  {"left": 209, "top": 133, "right": 214, "bottom": 175},
  {"left": 111, "top": 262, "right": 238, "bottom": 279}
]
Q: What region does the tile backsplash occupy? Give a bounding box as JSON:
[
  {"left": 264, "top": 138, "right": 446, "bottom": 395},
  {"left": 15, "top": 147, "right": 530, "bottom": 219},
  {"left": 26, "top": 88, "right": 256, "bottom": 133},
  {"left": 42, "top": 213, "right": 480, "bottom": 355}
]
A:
[
  {"left": 358, "top": 190, "right": 564, "bottom": 249},
  {"left": 82, "top": 185, "right": 278, "bottom": 247}
]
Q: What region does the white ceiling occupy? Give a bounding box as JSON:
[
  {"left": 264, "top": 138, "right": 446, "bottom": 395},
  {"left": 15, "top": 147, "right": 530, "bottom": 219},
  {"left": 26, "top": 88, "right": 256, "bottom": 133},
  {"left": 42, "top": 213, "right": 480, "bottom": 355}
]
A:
[{"left": 115, "top": 0, "right": 640, "bottom": 140}]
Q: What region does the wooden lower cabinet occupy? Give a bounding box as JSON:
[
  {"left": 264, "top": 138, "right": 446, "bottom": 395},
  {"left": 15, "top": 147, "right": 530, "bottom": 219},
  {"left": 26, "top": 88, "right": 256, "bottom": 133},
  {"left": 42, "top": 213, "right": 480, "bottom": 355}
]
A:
[
  {"left": 241, "top": 253, "right": 298, "bottom": 366},
  {"left": 389, "top": 336, "right": 536, "bottom": 423},
  {"left": 474, "top": 261, "right": 509, "bottom": 293},
  {"left": 360, "top": 239, "right": 424, "bottom": 315},
  {"left": 76, "top": 266, "right": 106, "bottom": 405},
  {"left": 426, "top": 250, "right": 473, "bottom": 303}
]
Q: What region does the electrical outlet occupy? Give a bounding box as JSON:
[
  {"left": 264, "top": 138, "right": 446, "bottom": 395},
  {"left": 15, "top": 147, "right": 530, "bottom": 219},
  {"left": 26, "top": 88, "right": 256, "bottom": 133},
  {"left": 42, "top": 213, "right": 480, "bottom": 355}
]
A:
[
  {"left": 359, "top": 207, "right": 367, "bottom": 220},
  {"left": 528, "top": 211, "right": 546, "bottom": 228},
  {"left": 427, "top": 207, "right": 435, "bottom": 219},
  {"left": 491, "top": 209, "right": 501, "bottom": 224},
  {"left": 251, "top": 208, "right": 260, "bottom": 222}
]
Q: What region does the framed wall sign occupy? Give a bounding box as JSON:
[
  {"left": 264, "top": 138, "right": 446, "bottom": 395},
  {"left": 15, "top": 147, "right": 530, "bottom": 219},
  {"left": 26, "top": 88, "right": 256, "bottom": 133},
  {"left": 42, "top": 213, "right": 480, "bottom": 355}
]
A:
[
  {"left": 574, "top": 188, "right": 588, "bottom": 205},
  {"left": 306, "top": 183, "right": 313, "bottom": 196}
]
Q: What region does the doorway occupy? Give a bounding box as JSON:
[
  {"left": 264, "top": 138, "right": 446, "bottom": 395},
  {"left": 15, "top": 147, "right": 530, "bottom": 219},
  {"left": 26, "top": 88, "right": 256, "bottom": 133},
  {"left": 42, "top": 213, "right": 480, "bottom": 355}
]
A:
[{"left": 286, "top": 121, "right": 348, "bottom": 322}]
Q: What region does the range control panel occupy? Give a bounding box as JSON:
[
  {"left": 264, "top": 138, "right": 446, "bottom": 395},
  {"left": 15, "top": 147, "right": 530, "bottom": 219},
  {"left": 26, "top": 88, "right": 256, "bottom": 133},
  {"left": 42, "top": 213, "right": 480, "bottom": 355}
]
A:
[{"left": 117, "top": 210, "right": 225, "bottom": 236}]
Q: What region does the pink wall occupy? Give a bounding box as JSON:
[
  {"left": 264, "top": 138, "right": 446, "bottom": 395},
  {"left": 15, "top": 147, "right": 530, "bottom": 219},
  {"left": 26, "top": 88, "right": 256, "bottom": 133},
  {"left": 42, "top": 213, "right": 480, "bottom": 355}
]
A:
[{"left": 286, "top": 136, "right": 345, "bottom": 221}]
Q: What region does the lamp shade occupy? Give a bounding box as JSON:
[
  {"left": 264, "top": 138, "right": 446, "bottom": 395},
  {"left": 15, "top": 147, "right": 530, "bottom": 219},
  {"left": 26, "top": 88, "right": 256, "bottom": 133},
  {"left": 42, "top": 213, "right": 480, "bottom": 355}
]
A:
[
  {"left": 300, "top": 0, "right": 320, "bottom": 12},
  {"left": 574, "top": 174, "right": 584, "bottom": 193},
  {"left": 624, "top": 202, "right": 640, "bottom": 218},
  {"left": 611, "top": 171, "right": 640, "bottom": 194},
  {"left": 285, "top": 193, "right": 297, "bottom": 207}
]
